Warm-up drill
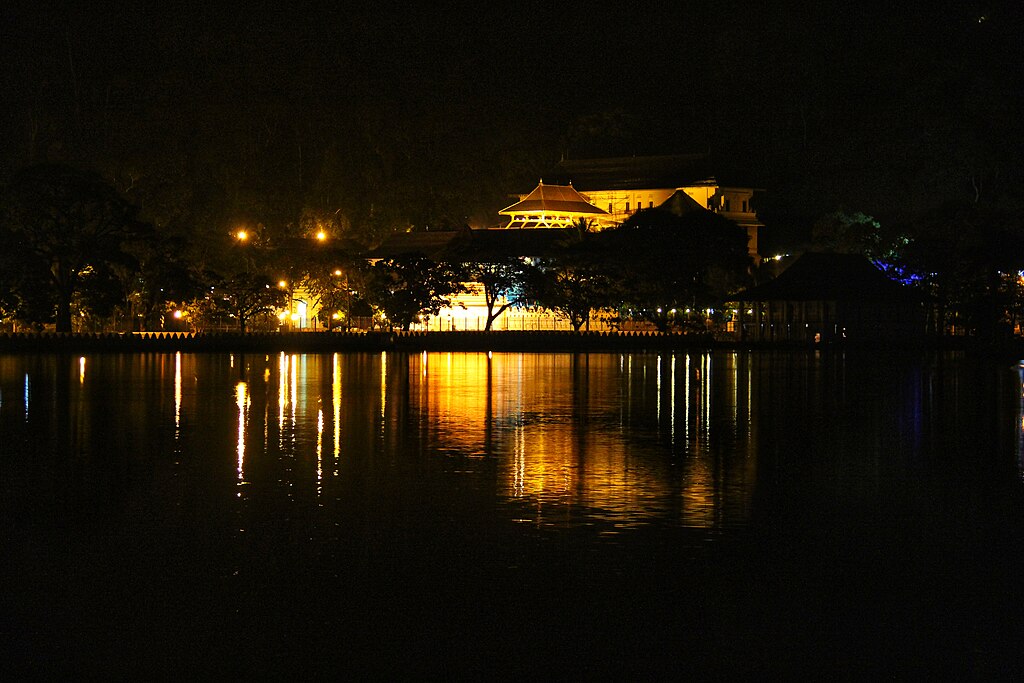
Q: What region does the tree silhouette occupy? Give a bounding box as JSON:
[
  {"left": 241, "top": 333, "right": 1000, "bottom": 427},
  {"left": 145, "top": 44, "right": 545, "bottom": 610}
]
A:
[
  {"left": 359, "top": 255, "right": 467, "bottom": 331},
  {"left": 534, "top": 223, "right": 613, "bottom": 331},
  {"left": 468, "top": 256, "right": 540, "bottom": 331},
  {"left": 606, "top": 208, "right": 752, "bottom": 332},
  {"left": 1, "top": 164, "right": 146, "bottom": 331}
]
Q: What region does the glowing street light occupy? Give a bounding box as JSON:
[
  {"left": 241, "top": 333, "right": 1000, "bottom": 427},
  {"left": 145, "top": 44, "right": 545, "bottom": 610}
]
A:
[
  {"left": 236, "top": 230, "right": 248, "bottom": 241},
  {"left": 316, "top": 231, "right": 327, "bottom": 241}
]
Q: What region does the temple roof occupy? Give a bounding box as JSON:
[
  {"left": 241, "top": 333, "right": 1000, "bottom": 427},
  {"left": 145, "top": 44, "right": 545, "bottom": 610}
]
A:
[
  {"left": 499, "top": 182, "right": 608, "bottom": 216},
  {"left": 658, "top": 189, "right": 709, "bottom": 216},
  {"left": 545, "top": 154, "right": 715, "bottom": 191},
  {"left": 362, "top": 231, "right": 466, "bottom": 259},
  {"left": 355, "top": 228, "right": 575, "bottom": 261},
  {"left": 735, "top": 252, "right": 919, "bottom": 302},
  {"left": 462, "top": 228, "right": 575, "bottom": 259}
]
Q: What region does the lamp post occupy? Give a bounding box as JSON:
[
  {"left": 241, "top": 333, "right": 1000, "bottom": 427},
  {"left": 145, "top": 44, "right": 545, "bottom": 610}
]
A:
[
  {"left": 278, "top": 279, "right": 292, "bottom": 330},
  {"left": 234, "top": 228, "right": 254, "bottom": 275}
]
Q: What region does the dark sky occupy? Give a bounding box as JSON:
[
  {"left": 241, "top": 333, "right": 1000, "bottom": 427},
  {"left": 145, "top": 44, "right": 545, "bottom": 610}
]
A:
[
  {"left": 3, "top": 2, "right": 1016, "bottom": 134},
  {"left": 2, "top": 1, "right": 1021, "bottom": 233}
]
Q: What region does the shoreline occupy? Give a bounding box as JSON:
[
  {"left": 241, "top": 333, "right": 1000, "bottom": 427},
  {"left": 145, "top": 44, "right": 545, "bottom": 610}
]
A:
[{"left": 0, "top": 330, "right": 1010, "bottom": 357}]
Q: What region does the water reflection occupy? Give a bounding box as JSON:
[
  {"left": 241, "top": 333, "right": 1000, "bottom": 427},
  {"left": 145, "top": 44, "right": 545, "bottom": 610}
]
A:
[
  {"left": 0, "top": 353, "right": 778, "bottom": 531},
  {"left": 174, "top": 352, "right": 182, "bottom": 437},
  {"left": 236, "top": 381, "right": 249, "bottom": 485},
  {"left": 3, "top": 351, "right": 1023, "bottom": 680},
  {"left": 1, "top": 351, "right": 1020, "bottom": 535},
  {"left": 394, "top": 351, "right": 759, "bottom": 529},
  {"left": 1019, "top": 364, "right": 1024, "bottom": 482}
]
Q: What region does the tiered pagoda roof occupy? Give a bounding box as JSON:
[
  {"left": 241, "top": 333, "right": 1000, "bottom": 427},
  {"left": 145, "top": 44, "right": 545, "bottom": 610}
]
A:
[{"left": 499, "top": 181, "right": 607, "bottom": 229}]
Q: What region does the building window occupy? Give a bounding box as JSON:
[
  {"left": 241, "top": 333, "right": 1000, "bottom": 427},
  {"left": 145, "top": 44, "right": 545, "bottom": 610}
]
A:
[
  {"left": 608, "top": 203, "right": 612, "bottom": 213},
  {"left": 649, "top": 201, "right": 654, "bottom": 208},
  {"left": 742, "top": 200, "right": 748, "bottom": 212},
  {"left": 724, "top": 199, "right": 732, "bottom": 212},
  {"left": 626, "top": 202, "right": 630, "bottom": 212}
]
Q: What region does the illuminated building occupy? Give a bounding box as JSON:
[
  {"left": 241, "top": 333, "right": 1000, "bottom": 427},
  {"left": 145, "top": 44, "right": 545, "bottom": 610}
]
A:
[
  {"left": 543, "top": 154, "right": 763, "bottom": 262},
  {"left": 302, "top": 154, "right": 765, "bottom": 331}
]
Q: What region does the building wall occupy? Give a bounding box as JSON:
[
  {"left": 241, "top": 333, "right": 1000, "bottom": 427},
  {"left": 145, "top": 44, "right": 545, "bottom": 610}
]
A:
[
  {"left": 303, "top": 280, "right": 617, "bottom": 332},
  {"left": 413, "top": 284, "right": 617, "bottom": 332},
  {"left": 583, "top": 188, "right": 678, "bottom": 225},
  {"left": 740, "top": 299, "right": 925, "bottom": 342}
]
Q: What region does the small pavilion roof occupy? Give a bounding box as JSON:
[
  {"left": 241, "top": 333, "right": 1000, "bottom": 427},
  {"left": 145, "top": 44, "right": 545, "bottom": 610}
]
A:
[{"left": 499, "top": 181, "right": 608, "bottom": 217}]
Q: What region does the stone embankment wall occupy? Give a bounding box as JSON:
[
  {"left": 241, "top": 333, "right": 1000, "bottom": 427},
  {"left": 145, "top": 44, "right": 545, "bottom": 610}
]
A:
[
  {"left": 0, "top": 331, "right": 730, "bottom": 353},
  {"left": 0, "top": 331, "right": 986, "bottom": 355}
]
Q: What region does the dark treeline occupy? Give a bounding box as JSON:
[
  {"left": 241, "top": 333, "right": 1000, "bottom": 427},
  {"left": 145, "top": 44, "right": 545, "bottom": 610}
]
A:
[{"left": 0, "top": 3, "right": 1021, "bottom": 336}]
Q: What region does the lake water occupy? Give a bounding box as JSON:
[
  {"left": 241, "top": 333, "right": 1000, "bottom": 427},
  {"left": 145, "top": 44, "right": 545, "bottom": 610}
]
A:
[{"left": 2, "top": 351, "right": 1022, "bottom": 678}]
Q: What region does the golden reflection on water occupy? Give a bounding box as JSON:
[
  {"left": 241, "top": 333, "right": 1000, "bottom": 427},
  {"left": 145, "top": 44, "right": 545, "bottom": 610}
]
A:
[
  {"left": 405, "top": 352, "right": 757, "bottom": 530},
  {"left": 236, "top": 381, "right": 249, "bottom": 485},
  {"left": 316, "top": 406, "right": 324, "bottom": 494},
  {"left": 291, "top": 354, "right": 298, "bottom": 427},
  {"left": 278, "top": 352, "right": 288, "bottom": 431},
  {"left": 174, "top": 352, "right": 182, "bottom": 434},
  {"left": 333, "top": 353, "right": 341, "bottom": 463},
  {"left": 0, "top": 352, "right": 763, "bottom": 531},
  {"left": 380, "top": 351, "right": 387, "bottom": 421}
]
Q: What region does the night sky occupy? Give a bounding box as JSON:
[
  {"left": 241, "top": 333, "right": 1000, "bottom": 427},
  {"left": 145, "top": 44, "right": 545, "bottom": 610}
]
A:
[{"left": 2, "top": 1, "right": 1021, "bottom": 241}]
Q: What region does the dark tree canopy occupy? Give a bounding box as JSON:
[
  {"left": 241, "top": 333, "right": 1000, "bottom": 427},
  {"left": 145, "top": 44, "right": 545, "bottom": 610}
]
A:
[
  {"left": 358, "top": 255, "right": 467, "bottom": 331},
  {"left": 0, "top": 164, "right": 147, "bottom": 331},
  {"left": 209, "top": 271, "right": 289, "bottom": 334},
  {"left": 605, "top": 208, "right": 752, "bottom": 331},
  {"left": 893, "top": 201, "right": 1024, "bottom": 339},
  {"left": 467, "top": 256, "right": 541, "bottom": 331},
  {"left": 534, "top": 225, "right": 615, "bottom": 331}
]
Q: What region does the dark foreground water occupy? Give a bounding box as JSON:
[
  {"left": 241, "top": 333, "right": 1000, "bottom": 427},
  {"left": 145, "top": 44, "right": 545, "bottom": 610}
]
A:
[{"left": 1, "top": 351, "right": 1022, "bottom": 679}]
